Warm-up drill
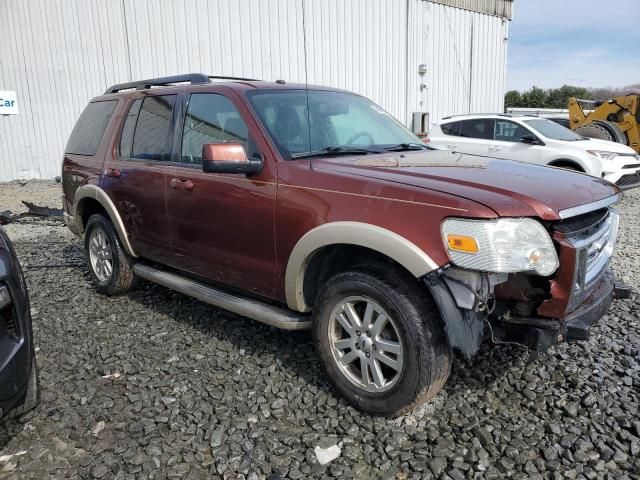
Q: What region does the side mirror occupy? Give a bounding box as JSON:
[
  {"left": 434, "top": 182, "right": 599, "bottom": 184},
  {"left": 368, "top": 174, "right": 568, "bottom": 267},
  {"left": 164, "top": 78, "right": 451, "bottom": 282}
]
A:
[
  {"left": 202, "top": 143, "right": 262, "bottom": 174},
  {"left": 520, "top": 134, "right": 543, "bottom": 146}
]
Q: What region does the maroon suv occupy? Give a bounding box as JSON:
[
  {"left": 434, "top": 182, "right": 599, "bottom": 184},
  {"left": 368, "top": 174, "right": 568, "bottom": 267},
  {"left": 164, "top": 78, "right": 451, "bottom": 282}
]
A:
[{"left": 62, "top": 74, "right": 627, "bottom": 416}]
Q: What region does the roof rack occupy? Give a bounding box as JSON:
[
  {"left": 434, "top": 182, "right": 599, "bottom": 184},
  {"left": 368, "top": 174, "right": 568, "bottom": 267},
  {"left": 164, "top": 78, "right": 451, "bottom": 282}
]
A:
[
  {"left": 104, "top": 73, "right": 261, "bottom": 94},
  {"left": 441, "top": 113, "right": 532, "bottom": 120}
]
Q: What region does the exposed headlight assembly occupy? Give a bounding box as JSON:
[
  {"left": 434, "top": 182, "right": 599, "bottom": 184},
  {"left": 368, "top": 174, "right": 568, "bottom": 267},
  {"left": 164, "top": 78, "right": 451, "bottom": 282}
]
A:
[
  {"left": 587, "top": 150, "right": 619, "bottom": 160},
  {"left": 441, "top": 218, "right": 559, "bottom": 276}
]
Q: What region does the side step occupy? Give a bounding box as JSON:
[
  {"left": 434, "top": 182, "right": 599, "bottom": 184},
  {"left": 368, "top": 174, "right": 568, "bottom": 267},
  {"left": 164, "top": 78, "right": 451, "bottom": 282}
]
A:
[{"left": 133, "top": 264, "right": 311, "bottom": 331}]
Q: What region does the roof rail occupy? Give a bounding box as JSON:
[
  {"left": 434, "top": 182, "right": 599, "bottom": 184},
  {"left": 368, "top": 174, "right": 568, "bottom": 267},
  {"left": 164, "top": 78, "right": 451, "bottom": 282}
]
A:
[
  {"left": 105, "top": 73, "right": 263, "bottom": 94},
  {"left": 105, "top": 73, "right": 211, "bottom": 94},
  {"left": 441, "top": 113, "right": 518, "bottom": 120},
  {"left": 208, "top": 75, "right": 261, "bottom": 82}
]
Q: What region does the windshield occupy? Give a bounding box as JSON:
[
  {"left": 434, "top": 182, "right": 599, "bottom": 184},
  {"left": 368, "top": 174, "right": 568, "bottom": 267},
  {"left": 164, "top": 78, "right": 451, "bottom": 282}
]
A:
[
  {"left": 247, "top": 89, "right": 422, "bottom": 158},
  {"left": 523, "top": 118, "right": 585, "bottom": 141}
]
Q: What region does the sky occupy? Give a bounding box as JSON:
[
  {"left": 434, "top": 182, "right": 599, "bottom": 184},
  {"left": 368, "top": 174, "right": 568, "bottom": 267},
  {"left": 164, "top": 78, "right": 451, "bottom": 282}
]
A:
[{"left": 507, "top": 0, "right": 640, "bottom": 91}]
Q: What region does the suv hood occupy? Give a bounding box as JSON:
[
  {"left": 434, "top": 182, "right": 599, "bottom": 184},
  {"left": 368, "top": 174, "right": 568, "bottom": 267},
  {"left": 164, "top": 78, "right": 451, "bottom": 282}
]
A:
[{"left": 312, "top": 150, "right": 619, "bottom": 220}]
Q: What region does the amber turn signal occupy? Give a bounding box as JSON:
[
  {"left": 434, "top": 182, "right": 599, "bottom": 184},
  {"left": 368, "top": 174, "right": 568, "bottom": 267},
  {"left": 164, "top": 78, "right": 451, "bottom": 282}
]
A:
[{"left": 446, "top": 234, "right": 479, "bottom": 253}]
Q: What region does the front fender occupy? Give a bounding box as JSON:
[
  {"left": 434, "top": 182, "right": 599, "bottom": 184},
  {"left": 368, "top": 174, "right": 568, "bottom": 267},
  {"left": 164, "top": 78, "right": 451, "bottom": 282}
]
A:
[{"left": 284, "top": 221, "right": 439, "bottom": 312}]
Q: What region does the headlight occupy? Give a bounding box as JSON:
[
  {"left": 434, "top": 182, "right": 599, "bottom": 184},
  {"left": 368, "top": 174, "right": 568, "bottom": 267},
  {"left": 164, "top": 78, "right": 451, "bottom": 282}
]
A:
[
  {"left": 587, "top": 150, "right": 619, "bottom": 160},
  {"left": 441, "top": 218, "right": 559, "bottom": 276}
]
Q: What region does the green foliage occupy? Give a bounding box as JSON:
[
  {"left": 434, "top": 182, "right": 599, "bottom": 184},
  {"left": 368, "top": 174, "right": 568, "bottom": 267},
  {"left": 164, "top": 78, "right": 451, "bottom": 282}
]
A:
[{"left": 505, "top": 85, "right": 595, "bottom": 109}]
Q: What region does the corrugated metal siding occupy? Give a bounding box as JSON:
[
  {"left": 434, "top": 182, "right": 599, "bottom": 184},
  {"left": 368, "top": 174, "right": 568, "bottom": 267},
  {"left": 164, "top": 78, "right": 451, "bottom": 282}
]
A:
[
  {"left": 0, "top": 0, "right": 509, "bottom": 181},
  {"left": 407, "top": 0, "right": 508, "bottom": 130},
  {"left": 426, "top": 0, "right": 513, "bottom": 19}
]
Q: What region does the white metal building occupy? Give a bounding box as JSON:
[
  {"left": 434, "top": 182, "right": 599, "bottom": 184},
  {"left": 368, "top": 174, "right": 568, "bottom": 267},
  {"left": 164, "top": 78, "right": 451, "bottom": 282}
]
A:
[{"left": 0, "top": 0, "right": 512, "bottom": 181}]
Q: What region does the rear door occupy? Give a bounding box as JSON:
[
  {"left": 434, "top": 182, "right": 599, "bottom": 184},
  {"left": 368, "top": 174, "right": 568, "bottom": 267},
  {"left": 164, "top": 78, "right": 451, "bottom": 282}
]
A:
[
  {"left": 164, "top": 89, "right": 278, "bottom": 298},
  {"left": 487, "top": 119, "right": 542, "bottom": 165},
  {"left": 101, "top": 94, "right": 177, "bottom": 263},
  {"left": 435, "top": 119, "right": 494, "bottom": 156}
]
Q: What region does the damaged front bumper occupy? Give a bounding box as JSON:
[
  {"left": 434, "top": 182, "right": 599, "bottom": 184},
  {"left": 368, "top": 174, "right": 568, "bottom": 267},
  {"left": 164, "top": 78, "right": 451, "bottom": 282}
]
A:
[{"left": 493, "top": 270, "right": 627, "bottom": 353}]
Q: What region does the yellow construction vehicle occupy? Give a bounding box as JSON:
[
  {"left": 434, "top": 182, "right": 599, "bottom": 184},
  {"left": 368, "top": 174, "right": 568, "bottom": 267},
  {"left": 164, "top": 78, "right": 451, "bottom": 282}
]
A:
[{"left": 568, "top": 94, "right": 640, "bottom": 153}]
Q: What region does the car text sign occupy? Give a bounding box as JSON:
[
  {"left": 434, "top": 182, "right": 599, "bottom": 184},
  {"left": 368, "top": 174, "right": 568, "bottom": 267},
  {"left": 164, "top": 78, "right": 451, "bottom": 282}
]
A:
[{"left": 0, "top": 91, "right": 19, "bottom": 115}]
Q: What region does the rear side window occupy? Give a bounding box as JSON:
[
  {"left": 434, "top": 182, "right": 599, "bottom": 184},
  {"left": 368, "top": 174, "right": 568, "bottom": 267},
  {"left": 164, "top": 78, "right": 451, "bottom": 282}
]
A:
[
  {"left": 119, "top": 98, "right": 142, "bottom": 158},
  {"left": 65, "top": 100, "right": 118, "bottom": 155},
  {"left": 459, "top": 119, "right": 494, "bottom": 140},
  {"left": 131, "top": 95, "right": 177, "bottom": 161},
  {"left": 181, "top": 94, "right": 249, "bottom": 165},
  {"left": 441, "top": 121, "right": 461, "bottom": 136}
]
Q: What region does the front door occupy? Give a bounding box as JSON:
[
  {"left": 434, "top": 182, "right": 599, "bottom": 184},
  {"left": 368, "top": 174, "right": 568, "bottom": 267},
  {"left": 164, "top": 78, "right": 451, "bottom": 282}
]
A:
[
  {"left": 487, "top": 119, "right": 542, "bottom": 165},
  {"left": 101, "top": 94, "right": 176, "bottom": 263},
  {"left": 164, "top": 90, "right": 278, "bottom": 299}
]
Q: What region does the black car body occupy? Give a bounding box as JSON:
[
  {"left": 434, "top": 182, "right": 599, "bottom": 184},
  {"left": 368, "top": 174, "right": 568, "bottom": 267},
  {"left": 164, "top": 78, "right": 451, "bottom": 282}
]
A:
[{"left": 0, "top": 227, "right": 38, "bottom": 421}]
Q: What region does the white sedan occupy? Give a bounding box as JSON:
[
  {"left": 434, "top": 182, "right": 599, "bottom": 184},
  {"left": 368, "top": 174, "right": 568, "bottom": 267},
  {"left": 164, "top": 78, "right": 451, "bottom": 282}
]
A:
[{"left": 428, "top": 114, "right": 640, "bottom": 189}]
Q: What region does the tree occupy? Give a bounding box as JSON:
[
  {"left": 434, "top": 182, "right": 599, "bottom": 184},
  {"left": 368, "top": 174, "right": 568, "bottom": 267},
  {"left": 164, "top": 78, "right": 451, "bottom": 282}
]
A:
[
  {"left": 520, "top": 86, "right": 547, "bottom": 108},
  {"left": 504, "top": 90, "right": 522, "bottom": 110}
]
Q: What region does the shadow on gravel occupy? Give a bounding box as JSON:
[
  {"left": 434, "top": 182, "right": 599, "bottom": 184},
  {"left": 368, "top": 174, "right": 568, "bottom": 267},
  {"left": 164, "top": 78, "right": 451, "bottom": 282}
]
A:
[
  {"left": 125, "top": 279, "right": 334, "bottom": 394},
  {"left": 124, "top": 277, "right": 533, "bottom": 406},
  {"left": 0, "top": 414, "right": 35, "bottom": 451}
]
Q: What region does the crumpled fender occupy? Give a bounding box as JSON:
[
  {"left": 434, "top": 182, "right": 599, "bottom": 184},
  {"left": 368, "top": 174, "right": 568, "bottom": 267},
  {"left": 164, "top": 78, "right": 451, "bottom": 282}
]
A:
[{"left": 424, "top": 275, "right": 484, "bottom": 358}]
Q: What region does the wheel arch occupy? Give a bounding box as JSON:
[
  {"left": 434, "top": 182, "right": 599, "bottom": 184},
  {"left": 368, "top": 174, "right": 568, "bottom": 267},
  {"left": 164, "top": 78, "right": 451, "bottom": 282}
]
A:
[
  {"left": 285, "top": 222, "right": 439, "bottom": 312},
  {"left": 72, "top": 185, "right": 138, "bottom": 257},
  {"left": 547, "top": 158, "right": 587, "bottom": 173}
]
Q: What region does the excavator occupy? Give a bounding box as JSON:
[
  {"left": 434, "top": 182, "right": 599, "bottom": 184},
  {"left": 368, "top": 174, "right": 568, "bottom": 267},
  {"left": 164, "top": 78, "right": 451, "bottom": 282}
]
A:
[{"left": 568, "top": 94, "right": 640, "bottom": 153}]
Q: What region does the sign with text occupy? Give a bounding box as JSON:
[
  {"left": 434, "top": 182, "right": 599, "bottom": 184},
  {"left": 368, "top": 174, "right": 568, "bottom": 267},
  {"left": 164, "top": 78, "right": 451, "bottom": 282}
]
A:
[{"left": 0, "top": 91, "right": 19, "bottom": 115}]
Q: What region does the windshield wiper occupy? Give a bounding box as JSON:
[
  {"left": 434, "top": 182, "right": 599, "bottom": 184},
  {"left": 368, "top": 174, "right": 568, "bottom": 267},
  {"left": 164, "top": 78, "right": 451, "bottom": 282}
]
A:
[
  {"left": 290, "top": 145, "right": 383, "bottom": 159},
  {"left": 382, "top": 142, "right": 431, "bottom": 152}
]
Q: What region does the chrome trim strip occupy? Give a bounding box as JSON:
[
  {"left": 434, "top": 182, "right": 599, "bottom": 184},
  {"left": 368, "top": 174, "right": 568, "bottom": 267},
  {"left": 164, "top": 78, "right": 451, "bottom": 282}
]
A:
[
  {"left": 133, "top": 264, "right": 311, "bottom": 330},
  {"left": 559, "top": 194, "right": 621, "bottom": 220}
]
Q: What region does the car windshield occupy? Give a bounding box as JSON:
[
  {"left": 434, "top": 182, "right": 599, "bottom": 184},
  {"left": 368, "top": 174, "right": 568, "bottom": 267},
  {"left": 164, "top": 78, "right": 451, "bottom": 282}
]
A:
[
  {"left": 523, "top": 118, "right": 585, "bottom": 141},
  {"left": 247, "top": 89, "right": 424, "bottom": 159}
]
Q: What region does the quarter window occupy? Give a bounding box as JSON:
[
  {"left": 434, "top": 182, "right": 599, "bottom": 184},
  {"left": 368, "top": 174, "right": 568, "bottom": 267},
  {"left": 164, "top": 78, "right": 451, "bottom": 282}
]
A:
[
  {"left": 65, "top": 100, "right": 118, "bottom": 156},
  {"left": 119, "top": 98, "right": 142, "bottom": 158},
  {"left": 131, "top": 95, "right": 177, "bottom": 161},
  {"left": 440, "top": 121, "right": 461, "bottom": 136},
  {"left": 181, "top": 94, "right": 249, "bottom": 165}
]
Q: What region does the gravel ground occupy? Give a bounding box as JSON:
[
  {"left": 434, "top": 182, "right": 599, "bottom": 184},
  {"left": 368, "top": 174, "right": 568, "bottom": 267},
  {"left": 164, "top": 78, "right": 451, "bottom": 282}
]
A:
[{"left": 0, "top": 181, "right": 638, "bottom": 480}]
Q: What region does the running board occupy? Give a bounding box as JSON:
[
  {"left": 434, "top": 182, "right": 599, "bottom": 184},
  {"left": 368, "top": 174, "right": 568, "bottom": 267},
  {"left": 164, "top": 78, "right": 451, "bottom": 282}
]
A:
[{"left": 133, "top": 264, "right": 311, "bottom": 330}]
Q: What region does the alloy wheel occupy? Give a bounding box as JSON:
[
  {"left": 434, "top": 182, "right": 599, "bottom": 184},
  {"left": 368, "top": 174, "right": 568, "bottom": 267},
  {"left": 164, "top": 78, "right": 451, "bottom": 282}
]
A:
[
  {"left": 328, "top": 296, "right": 404, "bottom": 393},
  {"left": 88, "top": 227, "right": 113, "bottom": 283}
]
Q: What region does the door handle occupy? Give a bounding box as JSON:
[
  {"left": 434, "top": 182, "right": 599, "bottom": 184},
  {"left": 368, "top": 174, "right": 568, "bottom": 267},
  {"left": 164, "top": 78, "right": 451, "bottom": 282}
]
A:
[
  {"left": 488, "top": 147, "right": 503, "bottom": 152},
  {"left": 104, "top": 168, "right": 121, "bottom": 178},
  {"left": 170, "top": 178, "right": 194, "bottom": 192},
  {"left": 446, "top": 144, "right": 459, "bottom": 149}
]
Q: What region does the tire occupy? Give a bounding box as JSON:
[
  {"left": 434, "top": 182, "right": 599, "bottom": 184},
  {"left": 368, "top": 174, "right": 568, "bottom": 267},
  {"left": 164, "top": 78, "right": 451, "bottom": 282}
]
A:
[
  {"left": 4, "top": 357, "right": 39, "bottom": 421},
  {"left": 84, "top": 214, "right": 138, "bottom": 295},
  {"left": 312, "top": 266, "right": 452, "bottom": 416},
  {"left": 575, "top": 122, "right": 623, "bottom": 144}
]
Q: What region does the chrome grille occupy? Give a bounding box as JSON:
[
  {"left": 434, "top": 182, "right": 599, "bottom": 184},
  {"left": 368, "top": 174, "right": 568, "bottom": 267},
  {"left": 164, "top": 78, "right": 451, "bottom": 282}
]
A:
[{"left": 564, "top": 209, "right": 619, "bottom": 310}]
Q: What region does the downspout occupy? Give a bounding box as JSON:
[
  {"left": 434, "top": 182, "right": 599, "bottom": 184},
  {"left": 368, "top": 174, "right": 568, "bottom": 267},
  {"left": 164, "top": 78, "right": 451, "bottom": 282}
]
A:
[
  {"left": 468, "top": 16, "right": 474, "bottom": 113},
  {"left": 405, "top": 0, "right": 411, "bottom": 127}
]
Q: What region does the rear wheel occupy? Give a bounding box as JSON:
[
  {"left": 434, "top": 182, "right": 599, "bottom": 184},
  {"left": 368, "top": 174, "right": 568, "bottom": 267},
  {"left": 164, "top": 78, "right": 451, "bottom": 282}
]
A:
[
  {"left": 312, "top": 266, "right": 452, "bottom": 416},
  {"left": 84, "top": 214, "right": 137, "bottom": 295}
]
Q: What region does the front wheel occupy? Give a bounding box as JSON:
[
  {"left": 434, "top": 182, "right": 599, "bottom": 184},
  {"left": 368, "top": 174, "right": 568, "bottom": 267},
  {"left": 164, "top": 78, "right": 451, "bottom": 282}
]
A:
[{"left": 312, "top": 267, "right": 452, "bottom": 416}]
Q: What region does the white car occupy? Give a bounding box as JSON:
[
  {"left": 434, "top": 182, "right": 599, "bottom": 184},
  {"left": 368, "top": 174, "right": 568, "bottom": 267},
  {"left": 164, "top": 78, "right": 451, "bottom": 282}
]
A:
[{"left": 428, "top": 114, "right": 640, "bottom": 189}]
